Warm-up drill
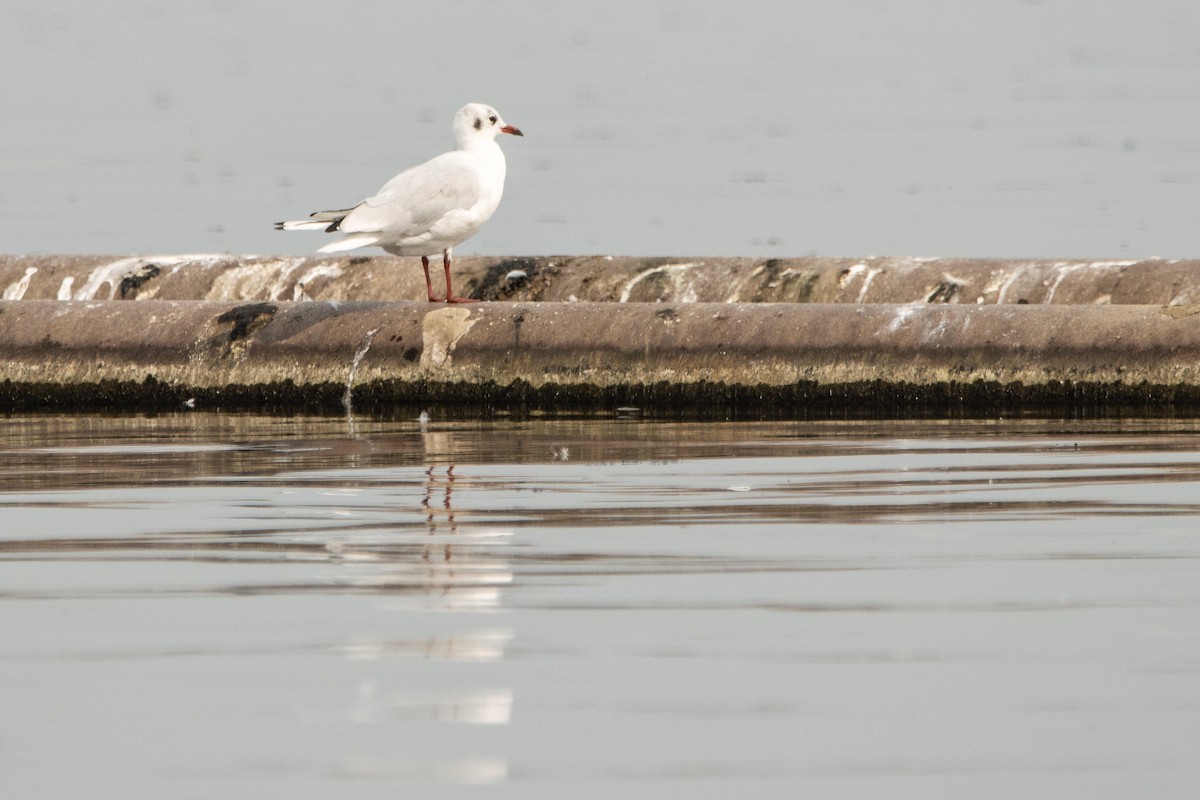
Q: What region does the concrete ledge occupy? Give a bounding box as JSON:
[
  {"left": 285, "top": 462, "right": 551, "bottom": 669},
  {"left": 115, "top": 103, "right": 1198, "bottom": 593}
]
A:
[
  {"left": 4, "top": 254, "right": 1200, "bottom": 305},
  {"left": 3, "top": 298, "right": 1200, "bottom": 415}
]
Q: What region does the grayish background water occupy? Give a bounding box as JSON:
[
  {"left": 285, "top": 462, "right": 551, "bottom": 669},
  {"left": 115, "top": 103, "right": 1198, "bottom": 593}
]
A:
[
  {"left": 4, "top": 1, "right": 1200, "bottom": 259},
  {"left": 2, "top": 415, "right": 1200, "bottom": 797}
]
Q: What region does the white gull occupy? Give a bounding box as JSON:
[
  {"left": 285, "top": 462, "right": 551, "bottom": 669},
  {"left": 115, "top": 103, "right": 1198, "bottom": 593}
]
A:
[{"left": 276, "top": 102, "right": 523, "bottom": 303}]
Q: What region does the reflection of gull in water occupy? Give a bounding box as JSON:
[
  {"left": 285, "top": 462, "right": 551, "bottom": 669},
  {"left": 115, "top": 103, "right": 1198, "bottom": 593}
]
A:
[
  {"left": 351, "top": 684, "right": 513, "bottom": 725},
  {"left": 328, "top": 425, "right": 516, "bottom": 777},
  {"left": 335, "top": 628, "right": 513, "bottom": 662},
  {"left": 423, "top": 464, "right": 460, "bottom": 535},
  {"left": 415, "top": 462, "right": 513, "bottom": 608},
  {"left": 320, "top": 425, "right": 513, "bottom": 610},
  {"left": 337, "top": 754, "right": 508, "bottom": 784}
]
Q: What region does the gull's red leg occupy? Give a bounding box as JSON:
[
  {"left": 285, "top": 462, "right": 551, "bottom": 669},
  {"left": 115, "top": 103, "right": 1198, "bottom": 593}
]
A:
[{"left": 421, "top": 255, "right": 442, "bottom": 302}]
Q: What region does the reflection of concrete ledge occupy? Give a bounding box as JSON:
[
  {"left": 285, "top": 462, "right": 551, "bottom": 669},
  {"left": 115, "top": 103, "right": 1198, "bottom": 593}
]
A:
[{"left": 3, "top": 293, "right": 1200, "bottom": 414}]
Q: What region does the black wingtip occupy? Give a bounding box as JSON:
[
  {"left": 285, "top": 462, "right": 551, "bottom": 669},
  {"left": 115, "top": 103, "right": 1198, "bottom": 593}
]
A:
[{"left": 273, "top": 222, "right": 286, "bottom": 230}]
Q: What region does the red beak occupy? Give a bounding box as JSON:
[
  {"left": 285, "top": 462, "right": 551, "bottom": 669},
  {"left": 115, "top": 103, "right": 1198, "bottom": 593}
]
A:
[{"left": 500, "top": 124, "right": 524, "bottom": 137}]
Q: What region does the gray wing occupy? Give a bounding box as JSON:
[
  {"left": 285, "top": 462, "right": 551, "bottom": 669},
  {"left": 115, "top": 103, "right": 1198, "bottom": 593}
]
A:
[{"left": 338, "top": 153, "right": 483, "bottom": 237}]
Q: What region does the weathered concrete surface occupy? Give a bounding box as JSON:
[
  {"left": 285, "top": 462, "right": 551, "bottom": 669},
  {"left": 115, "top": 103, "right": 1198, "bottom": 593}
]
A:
[
  {"left": 4, "top": 254, "right": 1200, "bottom": 305},
  {"left": 3, "top": 299, "right": 1200, "bottom": 414}
]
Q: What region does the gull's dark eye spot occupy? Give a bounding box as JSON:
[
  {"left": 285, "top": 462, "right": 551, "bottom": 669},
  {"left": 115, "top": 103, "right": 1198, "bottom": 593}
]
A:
[
  {"left": 473, "top": 118, "right": 482, "bottom": 130},
  {"left": 488, "top": 115, "right": 498, "bottom": 124}
]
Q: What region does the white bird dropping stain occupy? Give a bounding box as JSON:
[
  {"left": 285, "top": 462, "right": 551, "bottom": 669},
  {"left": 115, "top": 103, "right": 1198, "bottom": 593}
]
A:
[{"left": 2, "top": 267, "right": 37, "bottom": 300}]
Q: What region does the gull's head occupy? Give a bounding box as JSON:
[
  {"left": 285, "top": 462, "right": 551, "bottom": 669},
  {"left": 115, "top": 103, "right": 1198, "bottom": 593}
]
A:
[{"left": 454, "top": 103, "right": 523, "bottom": 149}]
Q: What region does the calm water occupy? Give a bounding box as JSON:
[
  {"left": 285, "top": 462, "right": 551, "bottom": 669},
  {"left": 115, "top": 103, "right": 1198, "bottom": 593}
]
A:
[
  {"left": 2, "top": 413, "right": 1200, "bottom": 798},
  {"left": 4, "top": 1, "right": 1200, "bottom": 259}
]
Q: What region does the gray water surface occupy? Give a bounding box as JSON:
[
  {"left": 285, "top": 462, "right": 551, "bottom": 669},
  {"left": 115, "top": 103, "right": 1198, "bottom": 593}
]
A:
[
  {"left": 2, "top": 414, "right": 1199, "bottom": 798},
  {"left": 4, "top": 1, "right": 1200, "bottom": 259}
]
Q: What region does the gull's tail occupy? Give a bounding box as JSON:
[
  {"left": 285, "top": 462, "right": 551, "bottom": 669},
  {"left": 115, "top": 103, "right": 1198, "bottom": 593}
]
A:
[
  {"left": 274, "top": 207, "right": 355, "bottom": 233},
  {"left": 276, "top": 206, "right": 381, "bottom": 253}
]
